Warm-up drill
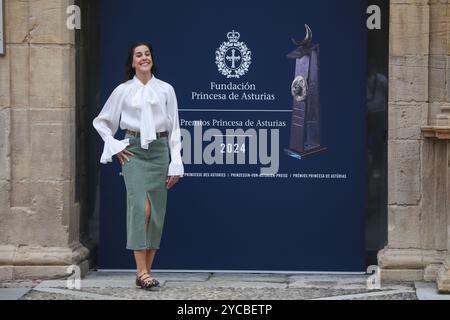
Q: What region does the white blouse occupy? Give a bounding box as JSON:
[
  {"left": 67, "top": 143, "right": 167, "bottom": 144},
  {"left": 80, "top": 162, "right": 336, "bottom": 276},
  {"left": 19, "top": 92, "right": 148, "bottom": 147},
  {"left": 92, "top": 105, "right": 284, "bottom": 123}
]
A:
[{"left": 93, "top": 75, "right": 184, "bottom": 176}]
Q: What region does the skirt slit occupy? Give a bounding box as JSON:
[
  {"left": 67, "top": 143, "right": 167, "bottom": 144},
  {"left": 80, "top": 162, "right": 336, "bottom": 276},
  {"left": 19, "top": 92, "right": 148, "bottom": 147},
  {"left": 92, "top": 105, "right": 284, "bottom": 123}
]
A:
[{"left": 122, "top": 135, "right": 169, "bottom": 250}]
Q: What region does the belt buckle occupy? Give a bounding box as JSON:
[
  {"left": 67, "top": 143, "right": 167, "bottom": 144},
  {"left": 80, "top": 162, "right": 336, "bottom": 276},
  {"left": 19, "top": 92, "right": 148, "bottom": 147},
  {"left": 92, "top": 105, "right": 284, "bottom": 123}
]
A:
[{"left": 157, "top": 131, "right": 167, "bottom": 139}]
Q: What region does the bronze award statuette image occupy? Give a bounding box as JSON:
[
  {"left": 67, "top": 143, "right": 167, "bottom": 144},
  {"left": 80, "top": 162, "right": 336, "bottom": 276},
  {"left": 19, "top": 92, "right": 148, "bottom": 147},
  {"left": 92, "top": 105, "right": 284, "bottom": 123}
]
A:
[{"left": 285, "top": 24, "right": 327, "bottom": 160}]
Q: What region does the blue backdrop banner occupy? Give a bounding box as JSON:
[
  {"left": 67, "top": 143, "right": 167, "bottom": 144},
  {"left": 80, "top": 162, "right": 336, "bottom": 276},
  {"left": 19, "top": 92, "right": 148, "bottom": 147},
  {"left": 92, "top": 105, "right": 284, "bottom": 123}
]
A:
[{"left": 99, "top": 0, "right": 368, "bottom": 272}]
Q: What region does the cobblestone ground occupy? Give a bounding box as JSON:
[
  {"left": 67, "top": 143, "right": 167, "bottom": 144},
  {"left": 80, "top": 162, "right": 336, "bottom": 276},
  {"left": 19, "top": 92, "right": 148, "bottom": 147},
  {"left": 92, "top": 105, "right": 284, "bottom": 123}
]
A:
[
  {"left": 2, "top": 272, "right": 421, "bottom": 300},
  {"left": 20, "top": 287, "right": 417, "bottom": 300},
  {"left": 1, "top": 280, "right": 42, "bottom": 289}
]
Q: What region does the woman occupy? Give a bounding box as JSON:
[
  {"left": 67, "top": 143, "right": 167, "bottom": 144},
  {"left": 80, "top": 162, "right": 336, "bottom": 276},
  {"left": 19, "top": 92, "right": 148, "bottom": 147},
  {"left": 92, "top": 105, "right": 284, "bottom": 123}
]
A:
[{"left": 93, "top": 42, "right": 183, "bottom": 290}]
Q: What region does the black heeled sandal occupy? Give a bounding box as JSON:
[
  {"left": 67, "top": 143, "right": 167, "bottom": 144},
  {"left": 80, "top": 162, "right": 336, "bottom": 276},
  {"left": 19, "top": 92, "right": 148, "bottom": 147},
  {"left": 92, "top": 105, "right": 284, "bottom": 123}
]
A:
[{"left": 136, "top": 272, "right": 161, "bottom": 291}]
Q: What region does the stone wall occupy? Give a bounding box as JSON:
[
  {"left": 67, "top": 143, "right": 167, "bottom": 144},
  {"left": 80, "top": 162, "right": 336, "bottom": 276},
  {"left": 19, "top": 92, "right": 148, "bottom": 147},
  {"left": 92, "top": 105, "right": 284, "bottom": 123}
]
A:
[
  {"left": 0, "top": 0, "right": 449, "bottom": 290},
  {"left": 379, "top": 0, "right": 450, "bottom": 292},
  {"left": 0, "top": 0, "right": 89, "bottom": 280}
]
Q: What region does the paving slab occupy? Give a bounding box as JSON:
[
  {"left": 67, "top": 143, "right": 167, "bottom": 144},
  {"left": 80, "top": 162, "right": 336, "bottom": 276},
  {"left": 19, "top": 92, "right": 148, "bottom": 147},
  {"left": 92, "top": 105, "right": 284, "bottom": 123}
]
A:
[
  {"left": 164, "top": 280, "right": 287, "bottom": 289},
  {"left": 210, "top": 273, "right": 288, "bottom": 283},
  {"left": 288, "top": 274, "right": 413, "bottom": 291},
  {"left": 91, "top": 271, "right": 211, "bottom": 282},
  {"left": 415, "top": 282, "right": 450, "bottom": 300},
  {"left": 313, "top": 288, "right": 417, "bottom": 300},
  {"left": 0, "top": 288, "right": 31, "bottom": 300}
]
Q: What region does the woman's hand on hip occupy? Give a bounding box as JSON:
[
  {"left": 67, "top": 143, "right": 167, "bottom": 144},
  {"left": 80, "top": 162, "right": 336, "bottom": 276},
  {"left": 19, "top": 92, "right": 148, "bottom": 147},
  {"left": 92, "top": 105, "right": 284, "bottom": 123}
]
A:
[
  {"left": 166, "top": 176, "right": 180, "bottom": 189},
  {"left": 117, "top": 149, "right": 134, "bottom": 165}
]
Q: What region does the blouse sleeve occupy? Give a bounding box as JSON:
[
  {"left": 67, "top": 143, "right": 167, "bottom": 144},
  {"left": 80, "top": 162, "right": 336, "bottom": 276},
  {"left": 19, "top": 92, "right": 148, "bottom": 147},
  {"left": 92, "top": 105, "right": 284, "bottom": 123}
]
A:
[
  {"left": 93, "top": 84, "right": 130, "bottom": 164},
  {"left": 166, "top": 85, "right": 184, "bottom": 176}
]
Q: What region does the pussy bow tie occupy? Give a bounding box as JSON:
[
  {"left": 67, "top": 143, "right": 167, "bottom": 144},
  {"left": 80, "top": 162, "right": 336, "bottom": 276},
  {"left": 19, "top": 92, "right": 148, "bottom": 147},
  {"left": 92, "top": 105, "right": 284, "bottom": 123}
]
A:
[{"left": 131, "top": 84, "right": 158, "bottom": 150}]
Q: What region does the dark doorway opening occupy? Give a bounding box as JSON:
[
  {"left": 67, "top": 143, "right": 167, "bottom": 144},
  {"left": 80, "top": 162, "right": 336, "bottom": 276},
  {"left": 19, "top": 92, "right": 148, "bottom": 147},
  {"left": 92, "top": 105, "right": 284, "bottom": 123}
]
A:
[{"left": 365, "top": 0, "right": 389, "bottom": 267}]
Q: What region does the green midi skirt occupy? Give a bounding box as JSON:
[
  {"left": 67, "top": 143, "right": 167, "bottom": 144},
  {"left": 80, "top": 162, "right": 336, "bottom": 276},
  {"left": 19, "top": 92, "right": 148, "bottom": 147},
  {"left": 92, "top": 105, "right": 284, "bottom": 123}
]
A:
[{"left": 121, "top": 133, "right": 169, "bottom": 250}]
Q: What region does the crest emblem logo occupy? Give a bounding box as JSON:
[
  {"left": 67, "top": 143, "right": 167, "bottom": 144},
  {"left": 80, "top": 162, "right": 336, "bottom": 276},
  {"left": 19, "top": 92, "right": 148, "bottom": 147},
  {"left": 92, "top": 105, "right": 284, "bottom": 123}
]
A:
[{"left": 215, "top": 30, "right": 252, "bottom": 78}]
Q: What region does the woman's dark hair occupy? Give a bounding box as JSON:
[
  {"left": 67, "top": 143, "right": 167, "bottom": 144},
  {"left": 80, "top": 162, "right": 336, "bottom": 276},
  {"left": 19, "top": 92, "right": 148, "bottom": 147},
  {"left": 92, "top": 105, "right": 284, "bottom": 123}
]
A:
[{"left": 125, "top": 42, "right": 157, "bottom": 81}]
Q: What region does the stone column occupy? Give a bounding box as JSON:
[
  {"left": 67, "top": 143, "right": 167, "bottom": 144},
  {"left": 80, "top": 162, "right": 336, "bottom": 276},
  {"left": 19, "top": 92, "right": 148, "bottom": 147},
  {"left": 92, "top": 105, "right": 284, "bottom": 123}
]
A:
[
  {"left": 423, "top": 0, "right": 450, "bottom": 294},
  {"left": 0, "top": 0, "right": 89, "bottom": 280},
  {"left": 379, "top": 0, "right": 450, "bottom": 293},
  {"left": 379, "top": 0, "right": 434, "bottom": 281},
  {"left": 434, "top": 141, "right": 450, "bottom": 293}
]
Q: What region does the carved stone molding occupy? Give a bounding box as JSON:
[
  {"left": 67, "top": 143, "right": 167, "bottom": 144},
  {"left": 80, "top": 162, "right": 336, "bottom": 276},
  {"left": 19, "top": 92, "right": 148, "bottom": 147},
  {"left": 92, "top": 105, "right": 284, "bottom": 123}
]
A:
[{"left": 422, "top": 126, "right": 450, "bottom": 140}]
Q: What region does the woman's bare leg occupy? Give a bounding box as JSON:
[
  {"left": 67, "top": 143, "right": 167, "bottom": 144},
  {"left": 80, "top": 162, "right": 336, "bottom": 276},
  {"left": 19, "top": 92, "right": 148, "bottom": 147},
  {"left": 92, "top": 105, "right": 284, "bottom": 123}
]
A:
[
  {"left": 134, "top": 250, "right": 148, "bottom": 276},
  {"left": 135, "top": 194, "right": 153, "bottom": 277},
  {"left": 146, "top": 249, "right": 157, "bottom": 275}
]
